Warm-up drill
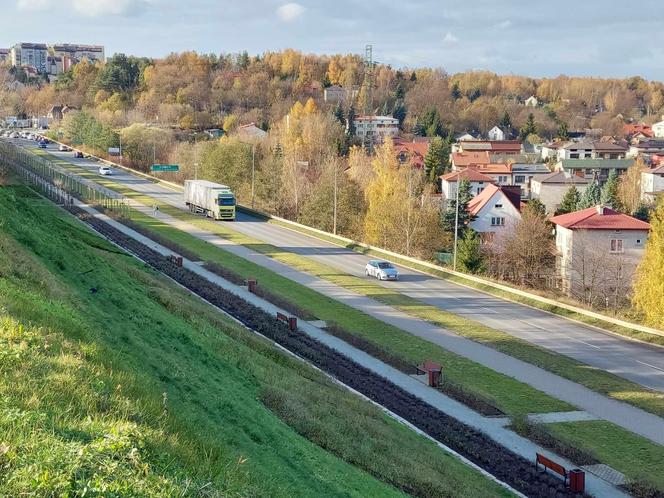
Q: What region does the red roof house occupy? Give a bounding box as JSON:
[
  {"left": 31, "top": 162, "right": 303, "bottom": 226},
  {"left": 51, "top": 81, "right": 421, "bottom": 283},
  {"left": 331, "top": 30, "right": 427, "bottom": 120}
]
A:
[{"left": 549, "top": 206, "right": 651, "bottom": 231}]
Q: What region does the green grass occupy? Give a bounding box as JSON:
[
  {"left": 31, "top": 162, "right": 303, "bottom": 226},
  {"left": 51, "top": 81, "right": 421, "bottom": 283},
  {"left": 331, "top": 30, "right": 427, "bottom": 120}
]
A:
[
  {"left": 547, "top": 421, "right": 664, "bottom": 492},
  {"left": 0, "top": 185, "right": 513, "bottom": 498}
]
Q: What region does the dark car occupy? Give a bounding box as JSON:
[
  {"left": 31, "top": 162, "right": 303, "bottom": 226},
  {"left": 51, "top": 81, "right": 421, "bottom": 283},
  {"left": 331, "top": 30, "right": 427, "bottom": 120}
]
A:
[{"left": 74, "top": 151, "right": 84, "bottom": 158}]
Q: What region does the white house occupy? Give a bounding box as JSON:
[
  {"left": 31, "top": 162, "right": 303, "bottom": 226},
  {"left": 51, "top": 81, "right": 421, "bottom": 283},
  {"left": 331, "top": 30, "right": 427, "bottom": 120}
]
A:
[
  {"left": 557, "top": 140, "right": 627, "bottom": 160},
  {"left": 439, "top": 168, "right": 496, "bottom": 201},
  {"left": 531, "top": 171, "right": 589, "bottom": 214},
  {"left": 652, "top": 117, "right": 664, "bottom": 138},
  {"left": 549, "top": 206, "right": 650, "bottom": 301},
  {"left": 641, "top": 165, "right": 664, "bottom": 203},
  {"left": 487, "top": 126, "right": 506, "bottom": 141},
  {"left": 467, "top": 184, "right": 522, "bottom": 235},
  {"left": 353, "top": 115, "right": 399, "bottom": 143},
  {"left": 524, "top": 95, "right": 539, "bottom": 107}
]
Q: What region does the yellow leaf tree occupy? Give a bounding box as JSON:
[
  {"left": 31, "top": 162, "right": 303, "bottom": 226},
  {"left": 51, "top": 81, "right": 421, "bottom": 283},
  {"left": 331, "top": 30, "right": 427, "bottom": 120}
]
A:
[{"left": 633, "top": 198, "right": 664, "bottom": 328}]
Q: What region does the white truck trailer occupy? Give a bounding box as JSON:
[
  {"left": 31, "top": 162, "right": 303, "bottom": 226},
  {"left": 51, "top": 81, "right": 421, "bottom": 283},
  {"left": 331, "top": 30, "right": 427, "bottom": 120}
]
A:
[{"left": 184, "top": 180, "right": 236, "bottom": 221}]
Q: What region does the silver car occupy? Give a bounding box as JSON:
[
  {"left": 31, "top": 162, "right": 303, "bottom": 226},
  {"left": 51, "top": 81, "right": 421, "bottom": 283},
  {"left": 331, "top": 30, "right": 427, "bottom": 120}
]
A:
[{"left": 365, "top": 260, "right": 399, "bottom": 281}]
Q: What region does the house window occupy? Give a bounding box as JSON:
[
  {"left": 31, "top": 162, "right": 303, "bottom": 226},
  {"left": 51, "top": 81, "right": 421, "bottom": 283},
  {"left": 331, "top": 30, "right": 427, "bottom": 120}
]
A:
[
  {"left": 610, "top": 239, "right": 624, "bottom": 253},
  {"left": 491, "top": 217, "right": 506, "bottom": 226},
  {"left": 515, "top": 175, "right": 526, "bottom": 183},
  {"left": 636, "top": 239, "right": 643, "bottom": 245},
  {"left": 495, "top": 203, "right": 503, "bottom": 208},
  {"left": 477, "top": 187, "right": 484, "bottom": 194}
]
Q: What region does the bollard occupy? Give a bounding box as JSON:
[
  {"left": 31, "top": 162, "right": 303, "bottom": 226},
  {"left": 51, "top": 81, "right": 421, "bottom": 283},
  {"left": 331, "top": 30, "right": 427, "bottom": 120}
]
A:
[
  {"left": 248, "top": 278, "right": 257, "bottom": 293},
  {"left": 174, "top": 256, "right": 183, "bottom": 267},
  {"left": 288, "top": 317, "right": 297, "bottom": 331},
  {"left": 569, "top": 469, "right": 585, "bottom": 493}
]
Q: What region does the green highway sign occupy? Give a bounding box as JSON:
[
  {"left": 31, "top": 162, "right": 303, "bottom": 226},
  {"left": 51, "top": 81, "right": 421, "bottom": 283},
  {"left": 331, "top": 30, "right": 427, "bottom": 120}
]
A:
[{"left": 151, "top": 164, "right": 179, "bottom": 172}]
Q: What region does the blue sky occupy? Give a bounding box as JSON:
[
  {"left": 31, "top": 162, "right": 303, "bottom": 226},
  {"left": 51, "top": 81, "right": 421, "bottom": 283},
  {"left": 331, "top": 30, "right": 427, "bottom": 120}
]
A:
[{"left": 2, "top": 0, "right": 662, "bottom": 80}]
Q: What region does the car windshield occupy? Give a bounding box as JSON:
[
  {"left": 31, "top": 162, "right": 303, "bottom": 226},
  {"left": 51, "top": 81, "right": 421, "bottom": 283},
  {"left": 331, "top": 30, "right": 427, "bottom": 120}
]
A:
[
  {"left": 377, "top": 262, "right": 394, "bottom": 269},
  {"left": 218, "top": 195, "right": 236, "bottom": 206}
]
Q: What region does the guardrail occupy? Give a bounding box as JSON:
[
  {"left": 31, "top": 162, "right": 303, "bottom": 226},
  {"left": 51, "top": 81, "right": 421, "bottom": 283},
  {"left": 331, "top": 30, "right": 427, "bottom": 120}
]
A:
[{"left": 35, "top": 134, "right": 664, "bottom": 338}]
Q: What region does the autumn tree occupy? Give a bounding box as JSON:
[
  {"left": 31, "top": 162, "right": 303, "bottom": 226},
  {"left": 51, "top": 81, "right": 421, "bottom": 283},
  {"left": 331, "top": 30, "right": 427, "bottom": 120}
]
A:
[
  {"left": 618, "top": 160, "right": 645, "bottom": 214},
  {"left": 633, "top": 197, "right": 664, "bottom": 327},
  {"left": 120, "top": 123, "right": 175, "bottom": 170}
]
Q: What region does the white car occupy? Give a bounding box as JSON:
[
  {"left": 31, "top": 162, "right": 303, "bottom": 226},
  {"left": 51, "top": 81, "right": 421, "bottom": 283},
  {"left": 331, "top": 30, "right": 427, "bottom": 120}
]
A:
[
  {"left": 99, "top": 166, "right": 113, "bottom": 176},
  {"left": 58, "top": 144, "right": 71, "bottom": 152},
  {"left": 365, "top": 260, "right": 399, "bottom": 281}
]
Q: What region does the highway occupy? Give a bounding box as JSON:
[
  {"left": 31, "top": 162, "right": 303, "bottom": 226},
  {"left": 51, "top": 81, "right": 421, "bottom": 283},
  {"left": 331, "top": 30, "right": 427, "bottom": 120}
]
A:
[{"left": 12, "top": 137, "right": 664, "bottom": 392}]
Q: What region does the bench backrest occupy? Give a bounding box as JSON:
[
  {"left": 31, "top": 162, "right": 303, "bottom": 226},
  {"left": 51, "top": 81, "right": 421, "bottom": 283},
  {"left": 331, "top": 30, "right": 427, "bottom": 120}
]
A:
[{"left": 536, "top": 453, "right": 567, "bottom": 477}]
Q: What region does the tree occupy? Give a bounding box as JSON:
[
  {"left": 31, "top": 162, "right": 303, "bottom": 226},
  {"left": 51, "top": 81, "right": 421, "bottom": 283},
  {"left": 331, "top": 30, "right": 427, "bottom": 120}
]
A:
[
  {"left": 578, "top": 177, "right": 601, "bottom": 209},
  {"left": 499, "top": 111, "right": 512, "bottom": 130},
  {"left": 95, "top": 53, "right": 145, "bottom": 94},
  {"left": 416, "top": 107, "right": 444, "bottom": 137},
  {"left": 333, "top": 101, "right": 345, "bottom": 125},
  {"left": 450, "top": 82, "right": 461, "bottom": 100},
  {"left": 618, "top": 160, "right": 644, "bottom": 215},
  {"left": 457, "top": 229, "right": 485, "bottom": 274},
  {"left": 303, "top": 97, "right": 318, "bottom": 115},
  {"left": 523, "top": 198, "right": 546, "bottom": 217},
  {"left": 556, "top": 121, "right": 569, "bottom": 140},
  {"left": 392, "top": 101, "right": 407, "bottom": 127},
  {"left": 519, "top": 113, "right": 537, "bottom": 140},
  {"left": 556, "top": 185, "right": 580, "bottom": 215},
  {"left": 424, "top": 136, "right": 445, "bottom": 183},
  {"left": 442, "top": 178, "right": 476, "bottom": 237},
  {"left": 600, "top": 169, "right": 621, "bottom": 210},
  {"left": 633, "top": 198, "right": 664, "bottom": 328},
  {"left": 346, "top": 105, "right": 356, "bottom": 136}
]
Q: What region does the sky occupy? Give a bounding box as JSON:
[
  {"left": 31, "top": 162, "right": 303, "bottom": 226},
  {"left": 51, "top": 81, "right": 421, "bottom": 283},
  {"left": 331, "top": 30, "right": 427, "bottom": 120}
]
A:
[{"left": 1, "top": 0, "right": 663, "bottom": 81}]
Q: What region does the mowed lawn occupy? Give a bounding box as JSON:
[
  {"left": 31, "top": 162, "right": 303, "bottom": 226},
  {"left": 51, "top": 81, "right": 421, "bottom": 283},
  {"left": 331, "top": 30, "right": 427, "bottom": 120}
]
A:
[{"left": 0, "top": 184, "right": 512, "bottom": 498}]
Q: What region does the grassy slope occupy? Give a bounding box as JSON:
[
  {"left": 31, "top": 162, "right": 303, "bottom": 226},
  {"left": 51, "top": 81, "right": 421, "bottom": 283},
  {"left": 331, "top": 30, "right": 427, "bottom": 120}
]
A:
[
  {"left": 35, "top": 149, "right": 664, "bottom": 419},
  {"left": 0, "top": 185, "right": 512, "bottom": 498},
  {"left": 546, "top": 421, "right": 664, "bottom": 491}
]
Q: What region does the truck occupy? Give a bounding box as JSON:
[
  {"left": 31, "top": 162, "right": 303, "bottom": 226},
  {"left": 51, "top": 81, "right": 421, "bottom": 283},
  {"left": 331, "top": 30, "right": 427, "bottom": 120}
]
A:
[{"left": 184, "top": 180, "right": 236, "bottom": 221}]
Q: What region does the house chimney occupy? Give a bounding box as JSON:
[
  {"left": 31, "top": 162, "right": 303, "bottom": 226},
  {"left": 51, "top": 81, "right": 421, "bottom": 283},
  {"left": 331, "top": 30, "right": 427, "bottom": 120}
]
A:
[{"left": 596, "top": 205, "right": 605, "bottom": 215}]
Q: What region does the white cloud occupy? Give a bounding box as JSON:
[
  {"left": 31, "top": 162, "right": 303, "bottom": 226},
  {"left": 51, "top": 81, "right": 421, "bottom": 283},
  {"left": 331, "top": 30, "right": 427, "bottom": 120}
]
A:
[
  {"left": 494, "top": 19, "right": 512, "bottom": 29},
  {"left": 71, "top": 0, "right": 145, "bottom": 17},
  {"left": 277, "top": 2, "right": 305, "bottom": 22},
  {"left": 442, "top": 32, "right": 459, "bottom": 44},
  {"left": 17, "top": 0, "right": 53, "bottom": 11}
]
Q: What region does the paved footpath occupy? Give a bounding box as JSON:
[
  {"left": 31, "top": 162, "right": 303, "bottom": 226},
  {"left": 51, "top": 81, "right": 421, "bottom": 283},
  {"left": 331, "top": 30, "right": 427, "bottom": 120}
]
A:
[
  {"left": 79, "top": 202, "right": 630, "bottom": 498},
  {"left": 112, "top": 200, "right": 664, "bottom": 448}
]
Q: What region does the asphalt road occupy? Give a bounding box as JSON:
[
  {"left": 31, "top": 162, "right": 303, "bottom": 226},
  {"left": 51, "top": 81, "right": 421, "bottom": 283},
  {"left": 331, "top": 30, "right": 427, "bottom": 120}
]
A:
[{"left": 12, "top": 136, "right": 664, "bottom": 392}]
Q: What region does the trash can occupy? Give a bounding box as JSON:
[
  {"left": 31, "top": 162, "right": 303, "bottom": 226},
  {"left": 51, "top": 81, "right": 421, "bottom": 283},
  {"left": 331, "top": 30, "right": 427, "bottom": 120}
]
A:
[{"left": 569, "top": 469, "right": 585, "bottom": 493}]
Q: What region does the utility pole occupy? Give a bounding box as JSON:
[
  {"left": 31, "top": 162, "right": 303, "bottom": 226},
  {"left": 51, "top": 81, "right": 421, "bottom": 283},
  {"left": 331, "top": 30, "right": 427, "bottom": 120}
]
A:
[
  {"left": 251, "top": 143, "right": 256, "bottom": 209},
  {"left": 333, "top": 159, "right": 338, "bottom": 235},
  {"left": 453, "top": 178, "right": 460, "bottom": 271},
  {"left": 363, "top": 44, "right": 374, "bottom": 154}
]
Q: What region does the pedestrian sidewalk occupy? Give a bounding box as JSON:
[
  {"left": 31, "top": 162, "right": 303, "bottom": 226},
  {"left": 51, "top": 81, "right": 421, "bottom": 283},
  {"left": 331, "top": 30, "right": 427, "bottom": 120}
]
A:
[
  {"left": 118, "top": 200, "right": 664, "bottom": 448},
  {"left": 78, "top": 202, "right": 630, "bottom": 498}
]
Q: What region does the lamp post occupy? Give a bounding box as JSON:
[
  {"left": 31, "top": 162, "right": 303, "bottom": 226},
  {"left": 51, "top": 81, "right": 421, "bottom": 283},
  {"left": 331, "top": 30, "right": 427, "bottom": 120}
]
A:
[
  {"left": 452, "top": 177, "right": 460, "bottom": 271},
  {"left": 251, "top": 142, "right": 256, "bottom": 209},
  {"left": 333, "top": 159, "right": 338, "bottom": 235}
]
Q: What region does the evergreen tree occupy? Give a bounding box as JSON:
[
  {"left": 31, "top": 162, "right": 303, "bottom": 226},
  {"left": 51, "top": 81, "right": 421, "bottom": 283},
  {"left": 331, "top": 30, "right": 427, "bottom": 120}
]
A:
[
  {"left": 467, "top": 88, "right": 481, "bottom": 102},
  {"left": 395, "top": 82, "right": 405, "bottom": 100},
  {"left": 519, "top": 113, "right": 537, "bottom": 140},
  {"left": 633, "top": 197, "right": 664, "bottom": 328},
  {"left": 600, "top": 169, "right": 621, "bottom": 209},
  {"left": 392, "top": 101, "right": 407, "bottom": 127},
  {"left": 410, "top": 71, "right": 417, "bottom": 81},
  {"left": 380, "top": 101, "right": 390, "bottom": 116},
  {"left": 555, "top": 185, "right": 580, "bottom": 215},
  {"left": 632, "top": 203, "right": 651, "bottom": 222},
  {"left": 557, "top": 121, "right": 569, "bottom": 140},
  {"left": 237, "top": 50, "right": 250, "bottom": 70},
  {"left": 456, "top": 229, "right": 485, "bottom": 274},
  {"left": 499, "top": 111, "right": 512, "bottom": 130},
  {"left": 524, "top": 198, "right": 546, "bottom": 217},
  {"left": 442, "top": 178, "right": 476, "bottom": 236},
  {"left": 418, "top": 107, "right": 444, "bottom": 137},
  {"left": 333, "top": 101, "right": 345, "bottom": 125},
  {"left": 578, "top": 178, "right": 601, "bottom": 209},
  {"left": 450, "top": 82, "right": 462, "bottom": 100},
  {"left": 346, "top": 105, "right": 356, "bottom": 136},
  {"left": 424, "top": 136, "right": 444, "bottom": 183}
]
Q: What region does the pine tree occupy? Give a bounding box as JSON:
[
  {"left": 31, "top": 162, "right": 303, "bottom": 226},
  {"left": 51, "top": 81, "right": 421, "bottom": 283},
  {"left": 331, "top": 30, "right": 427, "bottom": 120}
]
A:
[
  {"left": 392, "top": 101, "right": 407, "bottom": 127},
  {"left": 450, "top": 82, "right": 462, "bottom": 100},
  {"left": 499, "top": 111, "right": 512, "bottom": 130},
  {"left": 395, "top": 83, "right": 405, "bottom": 100},
  {"left": 600, "top": 169, "right": 621, "bottom": 209},
  {"left": 380, "top": 101, "right": 390, "bottom": 116},
  {"left": 632, "top": 203, "right": 651, "bottom": 222},
  {"left": 633, "top": 198, "right": 664, "bottom": 328},
  {"left": 442, "top": 178, "right": 476, "bottom": 236},
  {"left": 346, "top": 105, "right": 356, "bottom": 136},
  {"left": 333, "top": 101, "right": 345, "bottom": 125},
  {"left": 424, "top": 136, "right": 444, "bottom": 183},
  {"left": 556, "top": 185, "right": 580, "bottom": 214},
  {"left": 578, "top": 178, "right": 601, "bottom": 209},
  {"left": 519, "top": 113, "right": 537, "bottom": 140},
  {"left": 557, "top": 121, "right": 569, "bottom": 140},
  {"left": 456, "top": 229, "right": 485, "bottom": 274}
]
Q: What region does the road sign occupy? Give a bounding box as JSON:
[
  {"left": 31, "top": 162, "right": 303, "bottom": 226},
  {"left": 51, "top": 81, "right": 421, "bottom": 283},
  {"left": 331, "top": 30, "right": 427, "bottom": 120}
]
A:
[{"left": 151, "top": 164, "right": 179, "bottom": 172}]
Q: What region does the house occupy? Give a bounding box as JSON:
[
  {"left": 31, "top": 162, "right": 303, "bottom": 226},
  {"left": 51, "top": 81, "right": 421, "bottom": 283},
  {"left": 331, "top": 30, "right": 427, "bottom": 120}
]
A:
[
  {"left": 47, "top": 105, "right": 64, "bottom": 121},
  {"left": 50, "top": 44, "right": 105, "bottom": 64},
  {"left": 487, "top": 126, "right": 507, "bottom": 141},
  {"left": 467, "top": 184, "right": 522, "bottom": 235},
  {"left": 323, "top": 85, "right": 359, "bottom": 103},
  {"left": 555, "top": 158, "right": 634, "bottom": 182},
  {"left": 439, "top": 169, "right": 495, "bottom": 201},
  {"left": 353, "top": 115, "right": 399, "bottom": 143},
  {"left": 458, "top": 140, "right": 523, "bottom": 155},
  {"left": 455, "top": 131, "right": 478, "bottom": 142},
  {"left": 524, "top": 95, "right": 539, "bottom": 107},
  {"left": 549, "top": 206, "right": 650, "bottom": 299},
  {"left": 531, "top": 171, "right": 590, "bottom": 214},
  {"left": 236, "top": 122, "right": 268, "bottom": 140},
  {"left": 623, "top": 123, "right": 653, "bottom": 139},
  {"left": 469, "top": 163, "right": 513, "bottom": 186},
  {"left": 541, "top": 141, "right": 566, "bottom": 160},
  {"left": 628, "top": 139, "right": 664, "bottom": 159},
  {"left": 652, "top": 117, "right": 664, "bottom": 138},
  {"left": 393, "top": 138, "right": 429, "bottom": 168},
  {"left": 557, "top": 140, "right": 627, "bottom": 160},
  {"left": 641, "top": 165, "right": 664, "bottom": 203},
  {"left": 510, "top": 163, "right": 552, "bottom": 198},
  {"left": 0, "top": 49, "right": 9, "bottom": 62}
]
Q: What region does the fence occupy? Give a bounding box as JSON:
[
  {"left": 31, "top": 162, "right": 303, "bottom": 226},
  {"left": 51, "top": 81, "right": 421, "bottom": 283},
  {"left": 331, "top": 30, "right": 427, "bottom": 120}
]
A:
[{"left": 0, "top": 140, "right": 129, "bottom": 217}]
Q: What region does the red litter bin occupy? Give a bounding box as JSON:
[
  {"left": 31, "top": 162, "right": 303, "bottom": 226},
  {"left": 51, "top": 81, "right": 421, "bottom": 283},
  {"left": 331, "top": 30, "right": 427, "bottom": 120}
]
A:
[{"left": 569, "top": 469, "right": 585, "bottom": 493}]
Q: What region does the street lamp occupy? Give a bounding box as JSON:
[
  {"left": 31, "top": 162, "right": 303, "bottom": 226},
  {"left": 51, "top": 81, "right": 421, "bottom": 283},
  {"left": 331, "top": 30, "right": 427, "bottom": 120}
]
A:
[{"left": 452, "top": 176, "right": 460, "bottom": 271}]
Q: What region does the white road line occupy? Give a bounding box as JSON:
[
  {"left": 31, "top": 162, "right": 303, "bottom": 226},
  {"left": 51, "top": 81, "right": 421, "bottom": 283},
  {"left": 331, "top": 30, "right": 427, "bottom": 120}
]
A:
[
  {"left": 567, "top": 337, "right": 601, "bottom": 349},
  {"left": 637, "top": 360, "right": 664, "bottom": 373}
]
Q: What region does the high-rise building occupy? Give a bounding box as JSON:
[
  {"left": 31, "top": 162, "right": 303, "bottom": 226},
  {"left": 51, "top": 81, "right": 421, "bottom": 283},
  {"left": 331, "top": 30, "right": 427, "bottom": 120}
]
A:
[
  {"left": 0, "top": 49, "right": 9, "bottom": 62},
  {"left": 10, "top": 43, "right": 48, "bottom": 73},
  {"left": 50, "top": 44, "right": 105, "bottom": 65}
]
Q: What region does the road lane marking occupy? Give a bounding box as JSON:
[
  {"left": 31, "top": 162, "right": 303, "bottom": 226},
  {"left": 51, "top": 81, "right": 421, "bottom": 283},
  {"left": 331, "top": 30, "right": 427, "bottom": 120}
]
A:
[
  {"left": 567, "top": 337, "right": 601, "bottom": 349},
  {"left": 637, "top": 361, "right": 664, "bottom": 373}
]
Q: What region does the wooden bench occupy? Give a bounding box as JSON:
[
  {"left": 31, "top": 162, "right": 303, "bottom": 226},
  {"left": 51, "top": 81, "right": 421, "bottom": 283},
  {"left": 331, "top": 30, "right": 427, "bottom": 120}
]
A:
[{"left": 536, "top": 453, "right": 567, "bottom": 485}]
